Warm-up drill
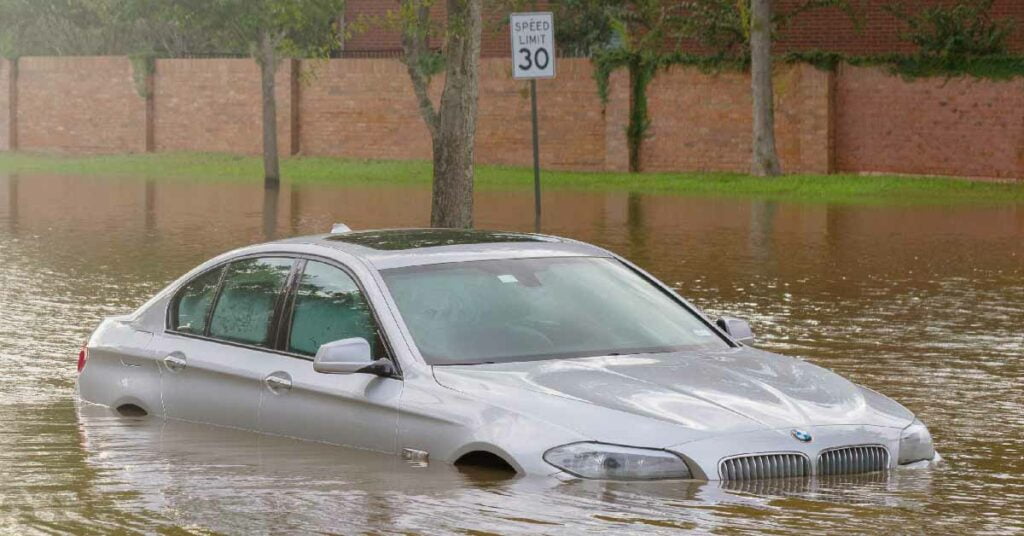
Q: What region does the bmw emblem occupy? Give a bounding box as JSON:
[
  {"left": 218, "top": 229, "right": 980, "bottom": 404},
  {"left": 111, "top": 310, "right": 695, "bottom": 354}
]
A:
[{"left": 791, "top": 429, "right": 813, "bottom": 443}]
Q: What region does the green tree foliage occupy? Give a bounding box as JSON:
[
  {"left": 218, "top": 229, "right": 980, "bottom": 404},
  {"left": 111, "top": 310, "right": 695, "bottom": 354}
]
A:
[
  {"left": 188, "top": 0, "right": 345, "bottom": 61},
  {"left": 677, "top": 0, "right": 749, "bottom": 58},
  {"left": 886, "top": 0, "right": 1014, "bottom": 59},
  {"left": 547, "top": 0, "right": 618, "bottom": 57},
  {"left": 0, "top": 0, "right": 226, "bottom": 57},
  {"left": 787, "top": 1, "right": 1021, "bottom": 80},
  {"left": 673, "top": 0, "right": 862, "bottom": 59},
  {"left": 0, "top": 0, "right": 345, "bottom": 59},
  {"left": 0, "top": 0, "right": 134, "bottom": 56}
]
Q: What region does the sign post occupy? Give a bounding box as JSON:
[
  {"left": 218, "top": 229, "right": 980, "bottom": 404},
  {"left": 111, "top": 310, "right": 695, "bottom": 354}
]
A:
[{"left": 510, "top": 12, "right": 555, "bottom": 233}]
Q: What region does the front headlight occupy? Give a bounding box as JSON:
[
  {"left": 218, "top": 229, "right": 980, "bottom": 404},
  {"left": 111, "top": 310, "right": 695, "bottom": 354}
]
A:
[
  {"left": 899, "top": 418, "right": 936, "bottom": 465},
  {"left": 543, "top": 442, "right": 692, "bottom": 480}
]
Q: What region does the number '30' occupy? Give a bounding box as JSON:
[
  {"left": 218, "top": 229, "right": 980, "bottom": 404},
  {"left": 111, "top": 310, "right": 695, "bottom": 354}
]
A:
[{"left": 518, "top": 47, "right": 550, "bottom": 71}]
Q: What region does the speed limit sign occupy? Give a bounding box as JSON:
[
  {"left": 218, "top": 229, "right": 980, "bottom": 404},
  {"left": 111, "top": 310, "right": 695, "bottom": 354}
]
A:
[
  {"left": 510, "top": 12, "right": 555, "bottom": 233},
  {"left": 510, "top": 12, "right": 555, "bottom": 80}
]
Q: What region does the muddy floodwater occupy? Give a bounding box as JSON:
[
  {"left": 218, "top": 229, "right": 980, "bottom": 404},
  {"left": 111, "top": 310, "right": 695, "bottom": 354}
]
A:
[{"left": 0, "top": 173, "right": 1021, "bottom": 534}]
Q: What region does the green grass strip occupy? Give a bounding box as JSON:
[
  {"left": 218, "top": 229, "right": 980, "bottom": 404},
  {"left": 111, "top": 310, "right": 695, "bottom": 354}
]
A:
[{"left": 0, "top": 152, "right": 1021, "bottom": 205}]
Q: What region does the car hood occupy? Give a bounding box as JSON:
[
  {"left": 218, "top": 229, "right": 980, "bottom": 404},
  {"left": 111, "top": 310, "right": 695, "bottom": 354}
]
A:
[{"left": 432, "top": 347, "right": 914, "bottom": 445}]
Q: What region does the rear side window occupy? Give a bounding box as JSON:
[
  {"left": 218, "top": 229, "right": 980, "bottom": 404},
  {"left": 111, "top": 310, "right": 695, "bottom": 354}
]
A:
[
  {"left": 288, "top": 261, "right": 383, "bottom": 358},
  {"left": 208, "top": 258, "right": 294, "bottom": 347},
  {"left": 171, "top": 266, "right": 224, "bottom": 335}
]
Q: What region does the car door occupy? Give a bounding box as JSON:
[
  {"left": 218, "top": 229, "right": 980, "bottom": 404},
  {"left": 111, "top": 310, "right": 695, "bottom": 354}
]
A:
[
  {"left": 256, "top": 259, "right": 402, "bottom": 453},
  {"left": 155, "top": 256, "right": 296, "bottom": 431}
]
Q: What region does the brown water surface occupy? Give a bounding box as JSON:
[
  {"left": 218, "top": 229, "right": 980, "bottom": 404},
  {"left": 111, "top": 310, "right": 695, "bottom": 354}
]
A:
[{"left": 0, "top": 174, "right": 1022, "bottom": 534}]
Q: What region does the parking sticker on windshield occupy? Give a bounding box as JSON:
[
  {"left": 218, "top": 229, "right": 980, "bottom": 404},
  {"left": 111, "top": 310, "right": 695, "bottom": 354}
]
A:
[
  {"left": 693, "top": 328, "right": 714, "bottom": 337},
  {"left": 498, "top": 274, "right": 519, "bottom": 284}
]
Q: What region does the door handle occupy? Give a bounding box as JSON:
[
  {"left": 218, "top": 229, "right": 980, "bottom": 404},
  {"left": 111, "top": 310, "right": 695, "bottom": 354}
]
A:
[
  {"left": 163, "top": 353, "right": 187, "bottom": 372},
  {"left": 265, "top": 374, "right": 292, "bottom": 392}
]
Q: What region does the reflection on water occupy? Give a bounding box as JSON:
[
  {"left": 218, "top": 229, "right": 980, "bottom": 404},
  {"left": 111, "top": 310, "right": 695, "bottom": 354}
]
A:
[
  {"left": 262, "top": 182, "right": 280, "bottom": 241},
  {"left": 0, "top": 173, "right": 1022, "bottom": 533},
  {"left": 6, "top": 175, "right": 16, "bottom": 232}
]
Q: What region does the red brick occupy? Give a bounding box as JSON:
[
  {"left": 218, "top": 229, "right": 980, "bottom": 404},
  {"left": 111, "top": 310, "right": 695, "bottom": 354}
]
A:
[
  {"left": 835, "top": 65, "right": 1024, "bottom": 179},
  {"left": 0, "top": 59, "right": 11, "bottom": 151},
  {"left": 154, "top": 59, "right": 295, "bottom": 156},
  {"left": 299, "top": 58, "right": 612, "bottom": 171},
  {"left": 4, "top": 55, "right": 1022, "bottom": 181},
  {"left": 299, "top": 58, "right": 435, "bottom": 160},
  {"left": 17, "top": 57, "right": 146, "bottom": 154},
  {"left": 642, "top": 63, "right": 832, "bottom": 174}
]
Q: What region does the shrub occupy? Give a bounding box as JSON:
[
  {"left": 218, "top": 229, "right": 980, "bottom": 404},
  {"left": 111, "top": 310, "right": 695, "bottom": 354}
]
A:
[{"left": 886, "top": 0, "right": 1015, "bottom": 59}]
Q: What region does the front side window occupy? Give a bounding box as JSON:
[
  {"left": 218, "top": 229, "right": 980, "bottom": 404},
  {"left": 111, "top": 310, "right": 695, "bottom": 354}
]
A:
[
  {"left": 288, "top": 261, "right": 383, "bottom": 358},
  {"left": 208, "top": 257, "right": 294, "bottom": 347},
  {"left": 171, "top": 266, "right": 224, "bottom": 335},
  {"left": 381, "top": 257, "right": 729, "bottom": 365}
]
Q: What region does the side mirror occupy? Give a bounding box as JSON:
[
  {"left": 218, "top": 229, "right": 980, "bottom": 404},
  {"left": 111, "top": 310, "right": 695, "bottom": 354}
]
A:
[
  {"left": 716, "top": 317, "right": 755, "bottom": 345},
  {"left": 313, "top": 338, "right": 393, "bottom": 376}
]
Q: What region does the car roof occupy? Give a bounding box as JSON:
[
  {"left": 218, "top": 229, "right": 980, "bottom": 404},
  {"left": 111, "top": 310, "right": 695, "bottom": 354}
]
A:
[{"left": 272, "top": 228, "right": 613, "bottom": 270}]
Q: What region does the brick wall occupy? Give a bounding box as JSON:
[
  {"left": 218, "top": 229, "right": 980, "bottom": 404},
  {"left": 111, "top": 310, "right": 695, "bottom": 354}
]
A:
[
  {"left": 299, "top": 58, "right": 827, "bottom": 174},
  {"left": 300, "top": 58, "right": 617, "bottom": 171},
  {"left": 603, "top": 70, "right": 631, "bottom": 173},
  {"left": 474, "top": 59, "right": 611, "bottom": 170},
  {"left": 0, "top": 59, "right": 11, "bottom": 151},
  {"left": 299, "top": 59, "right": 435, "bottom": 160},
  {"left": 642, "top": 63, "right": 831, "bottom": 174},
  {"left": 154, "top": 59, "right": 295, "bottom": 155},
  {"left": 17, "top": 57, "right": 146, "bottom": 154},
  {"left": 3, "top": 55, "right": 1022, "bottom": 180},
  {"left": 835, "top": 65, "right": 1024, "bottom": 179}
]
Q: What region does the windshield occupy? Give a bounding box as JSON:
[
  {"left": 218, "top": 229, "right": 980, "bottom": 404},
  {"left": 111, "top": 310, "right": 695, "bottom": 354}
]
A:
[{"left": 381, "top": 257, "right": 730, "bottom": 365}]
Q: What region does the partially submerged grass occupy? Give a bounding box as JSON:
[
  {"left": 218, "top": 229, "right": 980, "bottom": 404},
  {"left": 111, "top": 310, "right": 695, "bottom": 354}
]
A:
[{"left": 0, "top": 151, "right": 1021, "bottom": 205}]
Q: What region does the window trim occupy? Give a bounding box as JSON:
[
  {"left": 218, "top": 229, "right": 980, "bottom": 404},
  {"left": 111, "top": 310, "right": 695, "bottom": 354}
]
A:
[
  {"left": 276, "top": 256, "right": 399, "bottom": 375},
  {"left": 168, "top": 263, "right": 226, "bottom": 337},
  {"left": 272, "top": 258, "right": 306, "bottom": 351},
  {"left": 164, "top": 252, "right": 402, "bottom": 378},
  {"left": 612, "top": 257, "right": 737, "bottom": 348},
  {"left": 200, "top": 265, "right": 230, "bottom": 337},
  {"left": 204, "top": 255, "right": 297, "bottom": 348},
  {"left": 167, "top": 253, "right": 298, "bottom": 335}
]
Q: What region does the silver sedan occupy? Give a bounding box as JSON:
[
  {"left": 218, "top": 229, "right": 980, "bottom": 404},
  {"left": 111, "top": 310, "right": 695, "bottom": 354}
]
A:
[{"left": 76, "top": 227, "right": 940, "bottom": 481}]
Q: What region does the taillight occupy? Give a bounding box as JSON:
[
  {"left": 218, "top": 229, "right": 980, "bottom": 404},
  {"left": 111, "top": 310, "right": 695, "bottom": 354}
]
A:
[{"left": 77, "top": 343, "right": 88, "bottom": 373}]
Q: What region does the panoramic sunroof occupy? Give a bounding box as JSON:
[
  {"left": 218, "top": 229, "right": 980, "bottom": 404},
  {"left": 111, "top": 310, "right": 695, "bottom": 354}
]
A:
[{"left": 326, "top": 229, "right": 557, "bottom": 251}]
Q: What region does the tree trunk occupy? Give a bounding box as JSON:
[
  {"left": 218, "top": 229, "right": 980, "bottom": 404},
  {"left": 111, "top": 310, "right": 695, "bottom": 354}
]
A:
[
  {"left": 750, "top": 0, "right": 782, "bottom": 177},
  {"left": 258, "top": 32, "right": 281, "bottom": 187},
  {"left": 430, "top": 0, "right": 482, "bottom": 229}
]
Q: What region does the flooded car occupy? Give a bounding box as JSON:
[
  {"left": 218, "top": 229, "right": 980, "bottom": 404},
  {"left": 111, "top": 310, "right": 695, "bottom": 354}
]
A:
[{"left": 76, "top": 227, "right": 939, "bottom": 481}]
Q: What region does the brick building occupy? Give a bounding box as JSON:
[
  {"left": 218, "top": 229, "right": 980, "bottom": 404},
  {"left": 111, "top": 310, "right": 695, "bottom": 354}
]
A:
[{"left": 341, "top": 0, "right": 1024, "bottom": 57}]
